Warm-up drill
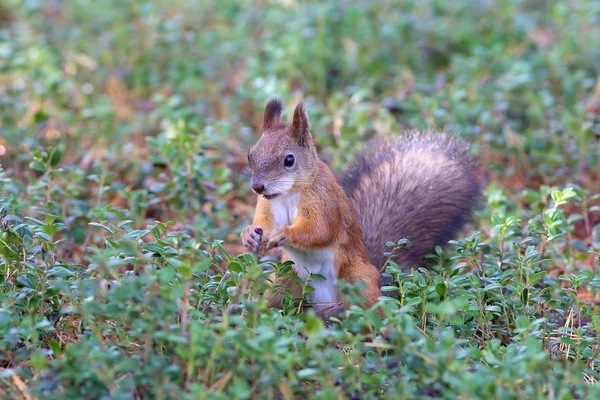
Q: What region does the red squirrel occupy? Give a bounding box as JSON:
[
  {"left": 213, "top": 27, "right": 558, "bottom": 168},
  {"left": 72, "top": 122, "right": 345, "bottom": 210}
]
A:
[{"left": 240, "top": 99, "right": 481, "bottom": 318}]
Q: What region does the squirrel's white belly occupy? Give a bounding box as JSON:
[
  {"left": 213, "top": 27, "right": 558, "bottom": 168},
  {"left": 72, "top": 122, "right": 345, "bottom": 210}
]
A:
[
  {"left": 269, "top": 193, "right": 338, "bottom": 309},
  {"left": 285, "top": 247, "right": 337, "bottom": 308}
]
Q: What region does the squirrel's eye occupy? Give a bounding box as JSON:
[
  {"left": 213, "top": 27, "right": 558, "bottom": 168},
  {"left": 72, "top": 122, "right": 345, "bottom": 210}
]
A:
[{"left": 283, "top": 154, "right": 295, "bottom": 167}]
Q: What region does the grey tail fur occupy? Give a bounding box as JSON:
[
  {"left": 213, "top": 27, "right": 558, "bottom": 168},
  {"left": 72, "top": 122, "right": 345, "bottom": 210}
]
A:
[{"left": 341, "top": 130, "right": 482, "bottom": 271}]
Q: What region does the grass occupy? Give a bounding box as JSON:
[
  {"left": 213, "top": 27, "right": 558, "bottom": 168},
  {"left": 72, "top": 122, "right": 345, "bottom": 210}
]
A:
[{"left": 1, "top": 0, "right": 600, "bottom": 398}]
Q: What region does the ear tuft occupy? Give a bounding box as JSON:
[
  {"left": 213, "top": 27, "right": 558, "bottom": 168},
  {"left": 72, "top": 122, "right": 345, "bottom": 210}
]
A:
[
  {"left": 291, "top": 102, "right": 310, "bottom": 146},
  {"left": 263, "top": 98, "right": 284, "bottom": 131}
]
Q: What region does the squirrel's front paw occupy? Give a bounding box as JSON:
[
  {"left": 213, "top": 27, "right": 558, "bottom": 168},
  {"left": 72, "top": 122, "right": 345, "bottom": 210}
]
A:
[
  {"left": 266, "top": 226, "right": 287, "bottom": 249},
  {"left": 241, "top": 225, "right": 263, "bottom": 252}
]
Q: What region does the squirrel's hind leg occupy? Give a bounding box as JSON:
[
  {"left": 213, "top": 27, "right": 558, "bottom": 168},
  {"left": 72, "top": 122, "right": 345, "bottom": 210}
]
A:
[
  {"left": 340, "top": 263, "right": 385, "bottom": 318},
  {"left": 264, "top": 271, "right": 304, "bottom": 310}
]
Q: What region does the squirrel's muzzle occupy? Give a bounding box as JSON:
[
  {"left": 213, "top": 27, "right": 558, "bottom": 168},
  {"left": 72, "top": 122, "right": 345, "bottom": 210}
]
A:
[{"left": 251, "top": 182, "right": 265, "bottom": 195}]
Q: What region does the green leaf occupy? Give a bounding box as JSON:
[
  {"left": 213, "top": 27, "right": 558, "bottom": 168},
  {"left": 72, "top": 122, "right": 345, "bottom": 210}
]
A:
[
  {"left": 25, "top": 217, "right": 45, "bottom": 226},
  {"left": 17, "top": 275, "right": 34, "bottom": 288},
  {"left": 88, "top": 222, "right": 116, "bottom": 234},
  {"left": 49, "top": 146, "right": 63, "bottom": 166},
  {"left": 34, "top": 232, "right": 53, "bottom": 242},
  {"left": 177, "top": 261, "right": 192, "bottom": 279},
  {"left": 405, "top": 297, "right": 422, "bottom": 306},
  {"left": 485, "top": 305, "right": 502, "bottom": 313},
  {"left": 141, "top": 242, "right": 164, "bottom": 255},
  {"left": 47, "top": 266, "right": 76, "bottom": 278},
  {"left": 29, "top": 161, "right": 47, "bottom": 173},
  {"left": 521, "top": 287, "right": 529, "bottom": 304},
  {"left": 14, "top": 224, "right": 33, "bottom": 240},
  {"left": 118, "top": 220, "right": 135, "bottom": 228},
  {"left": 45, "top": 214, "right": 57, "bottom": 224},
  {"left": 482, "top": 283, "right": 502, "bottom": 292},
  {"left": 49, "top": 339, "right": 61, "bottom": 356},
  {"left": 559, "top": 337, "right": 576, "bottom": 346},
  {"left": 528, "top": 271, "right": 547, "bottom": 285},
  {"left": 196, "top": 257, "right": 212, "bottom": 272},
  {"left": 228, "top": 261, "right": 243, "bottom": 273},
  {"left": 435, "top": 282, "right": 447, "bottom": 298},
  {"left": 303, "top": 313, "right": 323, "bottom": 338},
  {"left": 297, "top": 369, "right": 318, "bottom": 379}
]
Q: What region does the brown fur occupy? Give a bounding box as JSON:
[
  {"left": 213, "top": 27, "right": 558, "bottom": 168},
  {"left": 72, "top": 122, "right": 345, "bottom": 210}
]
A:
[
  {"left": 242, "top": 99, "right": 384, "bottom": 317},
  {"left": 342, "top": 132, "right": 481, "bottom": 271},
  {"left": 241, "top": 100, "right": 480, "bottom": 319},
  {"left": 257, "top": 161, "right": 383, "bottom": 317}
]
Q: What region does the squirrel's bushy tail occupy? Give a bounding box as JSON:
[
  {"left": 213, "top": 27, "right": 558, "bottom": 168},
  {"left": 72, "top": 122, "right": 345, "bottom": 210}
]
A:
[{"left": 342, "top": 130, "right": 482, "bottom": 271}]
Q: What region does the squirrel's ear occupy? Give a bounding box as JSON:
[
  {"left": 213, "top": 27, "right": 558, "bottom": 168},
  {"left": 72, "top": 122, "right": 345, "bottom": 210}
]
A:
[
  {"left": 290, "top": 102, "right": 310, "bottom": 146},
  {"left": 263, "top": 98, "right": 283, "bottom": 131}
]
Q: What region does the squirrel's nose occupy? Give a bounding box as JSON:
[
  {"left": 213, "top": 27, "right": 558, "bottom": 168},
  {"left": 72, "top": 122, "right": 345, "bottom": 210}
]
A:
[{"left": 252, "top": 183, "right": 265, "bottom": 194}]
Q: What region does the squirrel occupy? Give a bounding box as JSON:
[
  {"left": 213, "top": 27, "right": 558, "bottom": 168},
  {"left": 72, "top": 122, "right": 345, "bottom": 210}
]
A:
[{"left": 240, "top": 98, "right": 481, "bottom": 318}]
